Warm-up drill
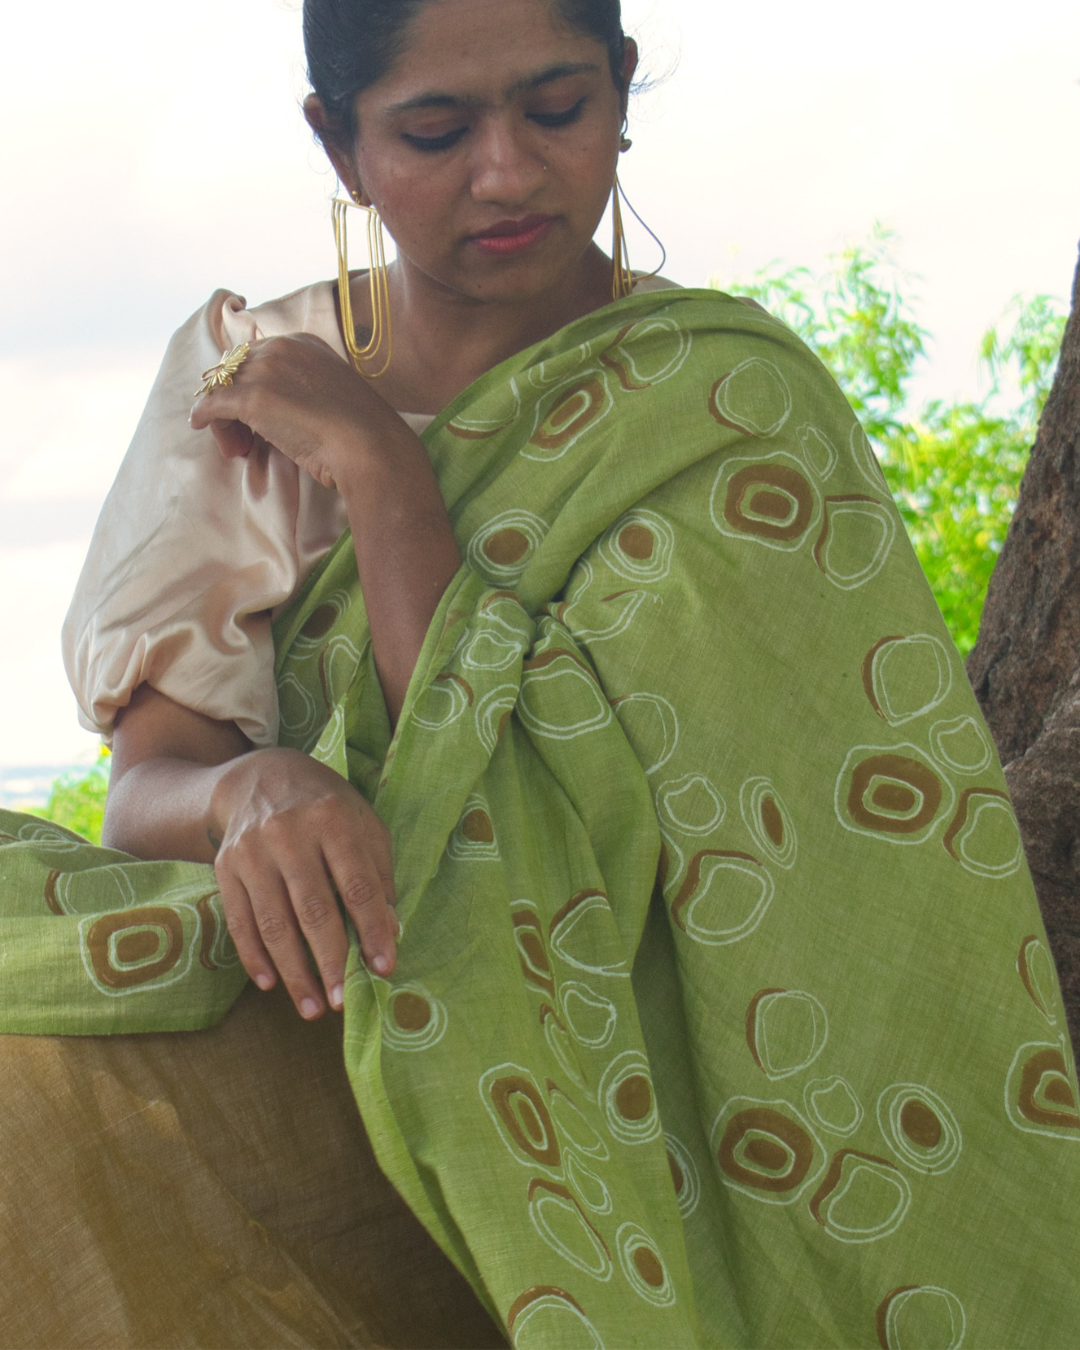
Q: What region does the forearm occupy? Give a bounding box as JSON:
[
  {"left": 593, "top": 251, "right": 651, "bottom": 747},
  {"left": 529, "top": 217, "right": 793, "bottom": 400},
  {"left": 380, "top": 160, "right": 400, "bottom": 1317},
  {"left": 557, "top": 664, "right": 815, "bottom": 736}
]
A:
[
  {"left": 338, "top": 434, "right": 462, "bottom": 726},
  {"left": 102, "top": 683, "right": 400, "bottom": 1010},
  {"left": 102, "top": 754, "right": 238, "bottom": 862}
]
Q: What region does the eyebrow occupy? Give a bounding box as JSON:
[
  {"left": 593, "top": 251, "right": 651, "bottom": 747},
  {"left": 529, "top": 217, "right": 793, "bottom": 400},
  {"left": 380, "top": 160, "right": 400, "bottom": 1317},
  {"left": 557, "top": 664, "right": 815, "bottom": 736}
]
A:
[{"left": 386, "top": 62, "right": 601, "bottom": 115}]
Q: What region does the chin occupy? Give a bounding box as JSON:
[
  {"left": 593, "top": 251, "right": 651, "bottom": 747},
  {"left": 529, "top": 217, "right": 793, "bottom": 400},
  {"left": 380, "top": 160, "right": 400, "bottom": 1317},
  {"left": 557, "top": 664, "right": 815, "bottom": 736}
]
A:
[{"left": 451, "top": 247, "right": 587, "bottom": 306}]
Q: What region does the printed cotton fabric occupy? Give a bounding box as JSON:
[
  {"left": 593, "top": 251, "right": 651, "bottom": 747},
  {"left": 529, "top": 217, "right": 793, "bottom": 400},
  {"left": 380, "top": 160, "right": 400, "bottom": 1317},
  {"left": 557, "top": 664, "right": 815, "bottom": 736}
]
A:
[{"left": 1, "top": 288, "right": 1078, "bottom": 1348}]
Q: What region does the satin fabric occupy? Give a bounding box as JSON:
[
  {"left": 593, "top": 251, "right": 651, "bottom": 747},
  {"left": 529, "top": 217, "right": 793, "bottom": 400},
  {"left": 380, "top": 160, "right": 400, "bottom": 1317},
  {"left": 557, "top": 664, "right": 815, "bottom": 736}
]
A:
[{"left": 62, "top": 277, "right": 674, "bottom": 748}]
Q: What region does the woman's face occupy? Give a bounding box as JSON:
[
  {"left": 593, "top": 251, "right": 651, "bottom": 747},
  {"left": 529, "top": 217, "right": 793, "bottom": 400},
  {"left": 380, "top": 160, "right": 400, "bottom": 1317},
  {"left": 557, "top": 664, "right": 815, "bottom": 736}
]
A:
[{"left": 318, "top": 0, "right": 635, "bottom": 304}]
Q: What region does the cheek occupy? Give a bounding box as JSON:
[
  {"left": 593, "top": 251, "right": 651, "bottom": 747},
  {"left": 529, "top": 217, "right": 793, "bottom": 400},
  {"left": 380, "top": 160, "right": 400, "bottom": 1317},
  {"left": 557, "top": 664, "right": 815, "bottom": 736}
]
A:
[
  {"left": 558, "top": 138, "right": 619, "bottom": 219},
  {"left": 554, "top": 120, "right": 619, "bottom": 186},
  {"left": 368, "top": 166, "right": 454, "bottom": 245}
]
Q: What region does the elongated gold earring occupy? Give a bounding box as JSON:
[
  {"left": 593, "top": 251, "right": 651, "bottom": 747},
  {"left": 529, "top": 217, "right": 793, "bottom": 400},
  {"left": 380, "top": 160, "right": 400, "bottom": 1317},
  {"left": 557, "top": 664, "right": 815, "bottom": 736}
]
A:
[
  {"left": 611, "top": 175, "right": 635, "bottom": 302},
  {"left": 332, "top": 189, "right": 393, "bottom": 378}
]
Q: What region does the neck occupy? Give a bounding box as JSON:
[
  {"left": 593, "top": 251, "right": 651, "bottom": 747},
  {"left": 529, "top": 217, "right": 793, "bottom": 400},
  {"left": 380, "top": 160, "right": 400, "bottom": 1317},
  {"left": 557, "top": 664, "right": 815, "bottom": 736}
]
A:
[{"left": 355, "top": 244, "right": 616, "bottom": 416}]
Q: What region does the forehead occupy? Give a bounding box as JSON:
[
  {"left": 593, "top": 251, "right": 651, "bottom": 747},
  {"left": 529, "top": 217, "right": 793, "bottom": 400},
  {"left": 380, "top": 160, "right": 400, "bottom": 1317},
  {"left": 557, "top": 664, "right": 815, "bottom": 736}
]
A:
[{"left": 361, "top": 0, "right": 608, "bottom": 109}]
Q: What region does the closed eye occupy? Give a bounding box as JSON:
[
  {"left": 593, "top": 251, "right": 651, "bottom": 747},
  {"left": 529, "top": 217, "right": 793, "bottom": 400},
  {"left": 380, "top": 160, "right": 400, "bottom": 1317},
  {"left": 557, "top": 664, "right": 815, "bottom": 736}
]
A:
[
  {"left": 529, "top": 97, "right": 587, "bottom": 129},
  {"left": 401, "top": 126, "right": 469, "bottom": 153},
  {"left": 401, "top": 96, "right": 588, "bottom": 152}
]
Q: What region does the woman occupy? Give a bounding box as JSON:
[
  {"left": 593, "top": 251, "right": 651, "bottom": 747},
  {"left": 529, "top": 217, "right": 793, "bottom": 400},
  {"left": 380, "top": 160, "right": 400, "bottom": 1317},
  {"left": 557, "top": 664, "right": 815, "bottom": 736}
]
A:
[{"left": 1, "top": 0, "right": 1077, "bottom": 1346}]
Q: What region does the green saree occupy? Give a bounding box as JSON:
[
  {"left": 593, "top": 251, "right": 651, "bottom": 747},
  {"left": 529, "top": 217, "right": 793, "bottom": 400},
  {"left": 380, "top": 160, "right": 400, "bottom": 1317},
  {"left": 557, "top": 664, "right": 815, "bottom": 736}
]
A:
[{"left": 1, "top": 288, "right": 1078, "bottom": 1349}]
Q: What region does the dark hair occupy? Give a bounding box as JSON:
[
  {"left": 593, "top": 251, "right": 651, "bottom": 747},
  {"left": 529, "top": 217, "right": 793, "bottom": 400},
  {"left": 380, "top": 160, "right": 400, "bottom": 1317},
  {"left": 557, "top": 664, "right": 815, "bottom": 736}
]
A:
[{"left": 304, "top": 0, "right": 627, "bottom": 146}]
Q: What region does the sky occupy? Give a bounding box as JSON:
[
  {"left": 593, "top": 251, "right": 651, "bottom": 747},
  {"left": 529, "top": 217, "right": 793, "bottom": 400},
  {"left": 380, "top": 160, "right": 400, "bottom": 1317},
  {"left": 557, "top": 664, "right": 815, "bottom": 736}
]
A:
[{"left": 1, "top": 0, "right": 1078, "bottom": 773}]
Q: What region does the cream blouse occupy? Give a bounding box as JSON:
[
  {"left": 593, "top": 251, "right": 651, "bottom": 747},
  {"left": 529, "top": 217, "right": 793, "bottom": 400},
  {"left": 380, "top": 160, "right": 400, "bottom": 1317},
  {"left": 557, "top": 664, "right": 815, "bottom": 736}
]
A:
[{"left": 63, "top": 275, "right": 679, "bottom": 748}]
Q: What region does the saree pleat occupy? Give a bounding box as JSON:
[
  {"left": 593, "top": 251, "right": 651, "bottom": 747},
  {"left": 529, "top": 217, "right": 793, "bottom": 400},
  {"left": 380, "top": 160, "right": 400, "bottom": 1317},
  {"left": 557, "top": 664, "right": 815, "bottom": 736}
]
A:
[{"left": 1, "top": 289, "right": 1078, "bottom": 1348}]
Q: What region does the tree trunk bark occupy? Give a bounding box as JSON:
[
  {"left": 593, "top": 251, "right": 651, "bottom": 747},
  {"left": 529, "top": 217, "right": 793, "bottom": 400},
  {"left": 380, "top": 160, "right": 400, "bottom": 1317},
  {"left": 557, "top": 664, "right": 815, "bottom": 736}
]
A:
[{"left": 967, "top": 242, "right": 1080, "bottom": 1052}]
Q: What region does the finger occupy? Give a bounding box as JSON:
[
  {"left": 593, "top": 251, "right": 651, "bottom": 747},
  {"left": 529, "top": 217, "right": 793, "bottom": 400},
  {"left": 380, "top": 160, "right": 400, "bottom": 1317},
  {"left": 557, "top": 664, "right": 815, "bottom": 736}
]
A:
[
  {"left": 280, "top": 850, "right": 351, "bottom": 1011},
  {"left": 215, "top": 860, "right": 277, "bottom": 993},
  {"left": 189, "top": 380, "right": 257, "bottom": 432},
  {"left": 322, "top": 834, "right": 398, "bottom": 979},
  {"left": 209, "top": 417, "right": 255, "bottom": 458},
  {"left": 235, "top": 859, "right": 329, "bottom": 1019}
]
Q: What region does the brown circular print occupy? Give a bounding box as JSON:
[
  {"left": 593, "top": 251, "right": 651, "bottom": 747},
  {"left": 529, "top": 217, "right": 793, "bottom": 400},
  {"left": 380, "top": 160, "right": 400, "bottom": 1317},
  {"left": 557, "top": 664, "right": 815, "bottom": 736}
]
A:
[
  {"left": 1005, "top": 1041, "right": 1080, "bottom": 1137},
  {"left": 877, "top": 1084, "right": 962, "bottom": 1174},
  {"left": 599, "top": 1051, "right": 660, "bottom": 1145},
  {"left": 876, "top": 1285, "right": 966, "bottom": 1350},
  {"left": 1017, "top": 935, "right": 1058, "bottom": 1025},
  {"left": 506, "top": 1287, "right": 604, "bottom": 1347},
  {"left": 616, "top": 1074, "right": 653, "bottom": 1121},
  {"left": 710, "top": 451, "right": 820, "bottom": 554},
  {"left": 461, "top": 808, "right": 495, "bottom": 843},
  {"left": 741, "top": 777, "right": 798, "bottom": 869},
  {"left": 835, "top": 745, "right": 952, "bottom": 846},
  {"left": 527, "top": 374, "right": 612, "bottom": 459},
  {"left": 512, "top": 904, "right": 554, "bottom": 997},
  {"left": 301, "top": 602, "right": 339, "bottom": 640},
  {"left": 711, "top": 1097, "right": 823, "bottom": 1204},
  {"left": 942, "top": 788, "right": 1024, "bottom": 879},
  {"left": 448, "top": 795, "right": 500, "bottom": 862},
  {"left": 809, "top": 1149, "right": 912, "bottom": 1243},
  {"left": 709, "top": 358, "right": 793, "bottom": 438},
  {"left": 599, "top": 509, "right": 676, "bottom": 582},
  {"left": 664, "top": 1133, "right": 701, "bottom": 1217},
  {"left": 84, "top": 906, "right": 186, "bottom": 992},
  {"left": 467, "top": 511, "right": 548, "bottom": 583},
  {"left": 484, "top": 529, "right": 530, "bottom": 568},
  {"left": 383, "top": 984, "right": 448, "bottom": 1052},
  {"left": 527, "top": 1180, "right": 612, "bottom": 1280},
  {"left": 482, "top": 1068, "right": 561, "bottom": 1168},
  {"left": 616, "top": 1222, "right": 675, "bottom": 1307},
  {"left": 291, "top": 589, "right": 350, "bottom": 650},
  {"left": 393, "top": 992, "right": 432, "bottom": 1032}
]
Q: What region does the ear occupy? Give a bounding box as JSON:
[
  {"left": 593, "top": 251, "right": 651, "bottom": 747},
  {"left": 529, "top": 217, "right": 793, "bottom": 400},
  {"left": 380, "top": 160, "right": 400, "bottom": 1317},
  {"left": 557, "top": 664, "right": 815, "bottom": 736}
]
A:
[
  {"left": 619, "top": 37, "right": 639, "bottom": 118},
  {"left": 303, "top": 93, "right": 372, "bottom": 204}
]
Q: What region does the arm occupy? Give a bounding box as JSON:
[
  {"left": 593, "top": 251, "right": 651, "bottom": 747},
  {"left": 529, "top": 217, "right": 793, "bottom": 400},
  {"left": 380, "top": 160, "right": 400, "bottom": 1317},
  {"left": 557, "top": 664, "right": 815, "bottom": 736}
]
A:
[
  {"left": 102, "top": 333, "right": 446, "bottom": 1018},
  {"left": 105, "top": 684, "right": 399, "bottom": 1018},
  {"left": 190, "top": 333, "right": 462, "bottom": 726},
  {"left": 336, "top": 427, "right": 462, "bottom": 726}
]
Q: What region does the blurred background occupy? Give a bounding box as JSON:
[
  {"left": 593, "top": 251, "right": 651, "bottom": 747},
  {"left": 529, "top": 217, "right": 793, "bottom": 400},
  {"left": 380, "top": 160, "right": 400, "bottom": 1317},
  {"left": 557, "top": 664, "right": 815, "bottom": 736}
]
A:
[{"left": 1, "top": 0, "right": 1079, "bottom": 812}]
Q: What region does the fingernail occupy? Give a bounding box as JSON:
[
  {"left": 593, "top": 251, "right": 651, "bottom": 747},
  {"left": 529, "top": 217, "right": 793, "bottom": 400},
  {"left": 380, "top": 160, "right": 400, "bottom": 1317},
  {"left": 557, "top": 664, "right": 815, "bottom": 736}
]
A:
[
  {"left": 372, "top": 954, "right": 391, "bottom": 976},
  {"left": 330, "top": 984, "right": 344, "bottom": 1010},
  {"left": 254, "top": 973, "right": 274, "bottom": 991},
  {"left": 301, "top": 997, "right": 321, "bottom": 1019}
]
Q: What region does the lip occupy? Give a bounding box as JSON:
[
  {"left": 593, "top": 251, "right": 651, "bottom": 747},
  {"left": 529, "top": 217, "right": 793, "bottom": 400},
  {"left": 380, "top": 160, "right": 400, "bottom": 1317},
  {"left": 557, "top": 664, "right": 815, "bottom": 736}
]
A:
[{"left": 469, "top": 214, "right": 557, "bottom": 256}]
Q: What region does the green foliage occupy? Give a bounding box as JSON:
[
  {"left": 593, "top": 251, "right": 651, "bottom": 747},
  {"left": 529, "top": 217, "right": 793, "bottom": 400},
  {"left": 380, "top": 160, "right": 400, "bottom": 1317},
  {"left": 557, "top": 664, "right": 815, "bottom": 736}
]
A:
[
  {"left": 31, "top": 750, "right": 110, "bottom": 845},
  {"left": 718, "top": 229, "right": 1067, "bottom": 654}
]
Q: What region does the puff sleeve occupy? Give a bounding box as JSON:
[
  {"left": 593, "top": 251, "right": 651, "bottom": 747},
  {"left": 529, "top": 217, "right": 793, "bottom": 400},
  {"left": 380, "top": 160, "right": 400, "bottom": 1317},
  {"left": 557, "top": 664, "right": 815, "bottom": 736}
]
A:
[{"left": 62, "top": 288, "right": 349, "bottom": 747}]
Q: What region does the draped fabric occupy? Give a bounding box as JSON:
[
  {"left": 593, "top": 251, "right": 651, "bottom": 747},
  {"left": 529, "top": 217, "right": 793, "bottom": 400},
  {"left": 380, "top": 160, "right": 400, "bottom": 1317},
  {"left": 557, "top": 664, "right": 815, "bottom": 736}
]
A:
[
  {"left": 2, "top": 289, "right": 1078, "bottom": 1348},
  {"left": 0, "top": 982, "right": 505, "bottom": 1349}
]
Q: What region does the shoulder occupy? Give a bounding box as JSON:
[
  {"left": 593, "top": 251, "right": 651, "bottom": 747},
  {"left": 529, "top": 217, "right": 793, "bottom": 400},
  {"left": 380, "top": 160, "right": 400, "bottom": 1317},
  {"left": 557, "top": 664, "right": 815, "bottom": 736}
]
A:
[
  {"left": 632, "top": 273, "right": 682, "bottom": 294},
  {"left": 244, "top": 278, "right": 342, "bottom": 346},
  {"left": 169, "top": 279, "right": 342, "bottom": 357},
  {"left": 628, "top": 278, "right": 787, "bottom": 333}
]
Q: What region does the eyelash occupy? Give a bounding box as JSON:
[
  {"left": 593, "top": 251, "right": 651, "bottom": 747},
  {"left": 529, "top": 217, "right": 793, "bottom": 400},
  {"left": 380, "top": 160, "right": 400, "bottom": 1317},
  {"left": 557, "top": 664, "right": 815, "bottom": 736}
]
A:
[{"left": 402, "top": 97, "right": 587, "bottom": 153}]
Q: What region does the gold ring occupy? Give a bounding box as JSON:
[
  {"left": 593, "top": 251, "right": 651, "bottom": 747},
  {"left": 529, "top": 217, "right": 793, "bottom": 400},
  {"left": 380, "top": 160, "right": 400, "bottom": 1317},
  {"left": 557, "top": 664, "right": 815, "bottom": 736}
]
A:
[{"left": 195, "top": 343, "right": 251, "bottom": 397}]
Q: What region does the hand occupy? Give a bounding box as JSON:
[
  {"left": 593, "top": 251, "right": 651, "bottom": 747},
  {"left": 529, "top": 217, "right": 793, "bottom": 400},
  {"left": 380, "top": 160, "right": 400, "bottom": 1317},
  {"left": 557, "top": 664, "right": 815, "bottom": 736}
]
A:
[
  {"left": 189, "top": 333, "right": 410, "bottom": 490},
  {"left": 209, "top": 746, "right": 398, "bottom": 1018}
]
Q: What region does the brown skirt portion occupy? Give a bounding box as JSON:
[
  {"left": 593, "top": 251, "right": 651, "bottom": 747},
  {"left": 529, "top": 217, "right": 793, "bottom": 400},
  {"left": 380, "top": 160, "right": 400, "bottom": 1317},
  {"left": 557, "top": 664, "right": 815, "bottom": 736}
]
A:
[{"left": 0, "top": 984, "right": 506, "bottom": 1350}]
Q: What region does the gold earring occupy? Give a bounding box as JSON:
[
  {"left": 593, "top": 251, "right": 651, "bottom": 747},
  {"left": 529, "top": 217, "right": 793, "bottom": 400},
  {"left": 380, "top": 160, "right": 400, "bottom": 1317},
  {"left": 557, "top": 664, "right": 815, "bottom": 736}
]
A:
[
  {"left": 611, "top": 175, "right": 634, "bottom": 301},
  {"left": 332, "top": 190, "right": 393, "bottom": 378}
]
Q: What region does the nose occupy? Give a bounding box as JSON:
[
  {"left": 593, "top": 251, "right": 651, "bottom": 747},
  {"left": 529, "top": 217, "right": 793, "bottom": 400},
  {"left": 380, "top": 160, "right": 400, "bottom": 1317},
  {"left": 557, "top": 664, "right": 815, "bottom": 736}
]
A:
[{"left": 468, "top": 113, "right": 546, "bottom": 207}]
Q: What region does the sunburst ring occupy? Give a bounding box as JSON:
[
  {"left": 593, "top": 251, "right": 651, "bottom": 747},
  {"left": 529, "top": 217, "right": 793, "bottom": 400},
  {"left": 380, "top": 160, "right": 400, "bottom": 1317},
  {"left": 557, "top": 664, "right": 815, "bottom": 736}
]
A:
[{"left": 195, "top": 343, "right": 252, "bottom": 396}]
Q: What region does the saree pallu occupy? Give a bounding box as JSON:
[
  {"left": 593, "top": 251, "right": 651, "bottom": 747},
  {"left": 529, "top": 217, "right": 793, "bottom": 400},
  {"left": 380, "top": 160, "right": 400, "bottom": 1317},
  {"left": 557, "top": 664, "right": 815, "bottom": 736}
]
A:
[{"left": 1, "top": 289, "right": 1078, "bottom": 1349}]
